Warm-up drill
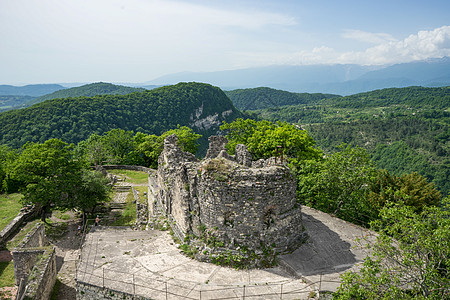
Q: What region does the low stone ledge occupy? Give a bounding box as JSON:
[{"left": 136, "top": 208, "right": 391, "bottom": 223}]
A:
[
  {"left": 76, "top": 280, "right": 150, "bottom": 300},
  {"left": 0, "top": 205, "right": 39, "bottom": 248}
]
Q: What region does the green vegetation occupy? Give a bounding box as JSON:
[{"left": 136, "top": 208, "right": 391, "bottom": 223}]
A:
[
  {"left": 298, "top": 144, "right": 377, "bottom": 226},
  {"left": 107, "top": 170, "right": 149, "bottom": 185},
  {"left": 220, "top": 118, "right": 322, "bottom": 161},
  {"left": 45, "top": 220, "right": 68, "bottom": 239},
  {"left": 222, "top": 118, "right": 443, "bottom": 226},
  {"left": 241, "top": 86, "right": 449, "bottom": 196},
  {"left": 0, "top": 82, "right": 242, "bottom": 150},
  {"left": 5, "top": 219, "right": 41, "bottom": 250},
  {"left": 335, "top": 199, "right": 450, "bottom": 299},
  {"left": 4, "top": 138, "right": 111, "bottom": 221},
  {"left": 76, "top": 126, "right": 201, "bottom": 168},
  {"left": 0, "top": 261, "right": 15, "bottom": 288},
  {"left": 0, "top": 193, "right": 23, "bottom": 231},
  {"left": 0, "top": 95, "right": 35, "bottom": 112},
  {"left": 29, "top": 82, "right": 144, "bottom": 106},
  {"left": 112, "top": 192, "right": 136, "bottom": 226},
  {"left": 49, "top": 278, "right": 62, "bottom": 300},
  {"left": 225, "top": 87, "right": 339, "bottom": 111}
]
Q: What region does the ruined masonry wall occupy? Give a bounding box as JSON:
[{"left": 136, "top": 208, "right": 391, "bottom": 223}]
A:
[
  {"left": 13, "top": 222, "right": 47, "bottom": 285},
  {"left": 12, "top": 222, "right": 57, "bottom": 300},
  {"left": 155, "top": 135, "right": 304, "bottom": 255}
]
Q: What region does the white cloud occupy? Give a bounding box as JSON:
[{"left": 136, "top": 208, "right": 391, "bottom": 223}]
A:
[
  {"left": 256, "top": 26, "right": 450, "bottom": 66},
  {"left": 342, "top": 29, "right": 397, "bottom": 44},
  {"left": 357, "top": 25, "right": 450, "bottom": 64}
]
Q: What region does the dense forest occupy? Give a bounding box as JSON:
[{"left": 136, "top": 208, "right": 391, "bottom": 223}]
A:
[
  {"left": 0, "top": 82, "right": 242, "bottom": 150},
  {"left": 225, "top": 87, "right": 339, "bottom": 110},
  {"left": 28, "top": 82, "right": 145, "bottom": 106},
  {"left": 234, "top": 86, "right": 449, "bottom": 196}
]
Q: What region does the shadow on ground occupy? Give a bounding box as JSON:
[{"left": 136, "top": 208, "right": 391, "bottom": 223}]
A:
[{"left": 280, "top": 212, "right": 356, "bottom": 276}]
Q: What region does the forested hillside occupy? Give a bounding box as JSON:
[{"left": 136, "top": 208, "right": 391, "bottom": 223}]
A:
[
  {"left": 29, "top": 82, "right": 144, "bottom": 106},
  {"left": 0, "top": 95, "right": 35, "bottom": 112},
  {"left": 246, "top": 86, "right": 450, "bottom": 196},
  {"left": 0, "top": 82, "right": 242, "bottom": 150},
  {"left": 225, "top": 87, "right": 339, "bottom": 110}
]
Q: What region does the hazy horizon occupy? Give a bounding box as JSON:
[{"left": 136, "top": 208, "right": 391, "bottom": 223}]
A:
[{"left": 1, "top": 0, "right": 449, "bottom": 85}]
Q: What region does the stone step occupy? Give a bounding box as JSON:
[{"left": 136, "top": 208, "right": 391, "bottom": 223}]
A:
[
  {"left": 113, "top": 186, "right": 131, "bottom": 192},
  {"left": 109, "top": 203, "right": 127, "bottom": 209}
]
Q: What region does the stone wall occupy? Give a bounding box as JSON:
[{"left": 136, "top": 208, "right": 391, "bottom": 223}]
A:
[
  {"left": 134, "top": 187, "right": 148, "bottom": 229},
  {"left": 13, "top": 222, "right": 47, "bottom": 285},
  {"left": 22, "top": 247, "right": 57, "bottom": 300},
  {"left": 12, "top": 222, "right": 57, "bottom": 300},
  {"left": 0, "top": 205, "right": 39, "bottom": 248},
  {"left": 76, "top": 281, "right": 149, "bottom": 300},
  {"left": 155, "top": 135, "right": 305, "bottom": 266},
  {"left": 100, "top": 165, "right": 154, "bottom": 174}
]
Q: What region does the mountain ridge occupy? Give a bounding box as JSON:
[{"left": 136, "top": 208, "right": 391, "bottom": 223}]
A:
[{"left": 145, "top": 57, "right": 450, "bottom": 95}]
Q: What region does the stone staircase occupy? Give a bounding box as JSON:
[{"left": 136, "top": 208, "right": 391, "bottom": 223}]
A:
[
  {"left": 109, "top": 202, "right": 127, "bottom": 210},
  {"left": 113, "top": 185, "right": 132, "bottom": 192}
]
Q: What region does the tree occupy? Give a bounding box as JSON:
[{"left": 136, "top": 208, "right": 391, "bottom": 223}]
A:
[
  {"left": 298, "top": 144, "right": 377, "bottom": 225},
  {"left": 10, "top": 139, "right": 84, "bottom": 221},
  {"left": 0, "top": 145, "right": 18, "bottom": 193},
  {"left": 72, "top": 169, "right": 112, "bottom": 218},
  {"left": 368, "top": 170, "right": 441, "bottom": 211},
  {"left": 220, "top": 118, "right": 322, "bottom": 161},
  {"left": 102, "top": 129, "right": 136, "bottom": 164},
  {"left": 135, "top": 126, "right": 201, "bottom": 168},
  {"left": 75, "top": 133, "right": 112, "bottom": 166},
  {"left": 335, "top": 199, "right": 450, "bottom": 299}
]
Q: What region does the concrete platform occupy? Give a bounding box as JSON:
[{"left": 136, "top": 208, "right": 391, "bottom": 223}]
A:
[
  {"left": 76, "top": 227, "right": 315, "bottom": 299},
  {"left": 76, "top": 206, "right": 375, "bottom": 299},
  {"left": 281, "top": 206, "right": 376, "bottom": 292}
]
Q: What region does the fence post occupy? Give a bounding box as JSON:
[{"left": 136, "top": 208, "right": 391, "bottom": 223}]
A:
[
  {"left": 133, "top": 274, "right": 135, "bottom": 296},
  {"left": 165, "top": 282, "right": 168, "bottom": 300},
  {"left": 243, "top": 285, "right": 246, "bottom": 300},
  {"left": 102, "top": 267, "right": 105, "bottom": 287},
  {"left": 280, "top": 283, "right": 283, "bottom": 300},
  {"left": 319, "top": 273, "right": 322, "bottom": 292}
]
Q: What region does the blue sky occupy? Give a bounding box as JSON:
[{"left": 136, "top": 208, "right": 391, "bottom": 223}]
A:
[{"left": 1, "top": 0, "right": 449, "bottom": 85}]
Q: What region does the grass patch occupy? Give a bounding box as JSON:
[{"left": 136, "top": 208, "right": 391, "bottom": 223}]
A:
[
  {"left": 5, "top": 219, "right": 41, "bottom": 250},
  {"left": 52, "top": 210, "right": 72, "bottom": 221},
  {"left": 45, "top": 220, "right": 68, "bottom": 239},
  {"left": 108, "top": 170, "right": 148, "bottom": 185},
  {"left": 0, "top": 261, "right": 15, "bottom": 288},
  {"left": 134, "top": 185, "right": 148, "bottom": 196},
  {"left": 112, "top": 192, "right": 136, "bottom": 226},
  {"left": 0, "top": 193, "right": 23, "bottom": 231}
]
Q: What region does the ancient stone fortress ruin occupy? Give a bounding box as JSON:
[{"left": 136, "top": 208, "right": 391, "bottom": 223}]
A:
[{"left": 154, "top": 135, "right": 306, "bottom": 267}]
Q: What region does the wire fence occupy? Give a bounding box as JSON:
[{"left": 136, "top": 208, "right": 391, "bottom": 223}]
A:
[{"left": 76, "top": 265, "right": 344, "bottom": 299}]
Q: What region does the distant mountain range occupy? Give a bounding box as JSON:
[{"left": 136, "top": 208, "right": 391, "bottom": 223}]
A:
[
  {"left": 0, "top": 84, "right": 65, "bottom": 97},
  {"left": 144, "top": 57, "right": 450, "bottom": 95},
  {"left": 1, "top": 57, "right": 449, "bottom": 100}
]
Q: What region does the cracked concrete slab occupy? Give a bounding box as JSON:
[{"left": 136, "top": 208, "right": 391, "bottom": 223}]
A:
[{"left": 76, "top": 205, "right": 375, "bottom": 299}]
